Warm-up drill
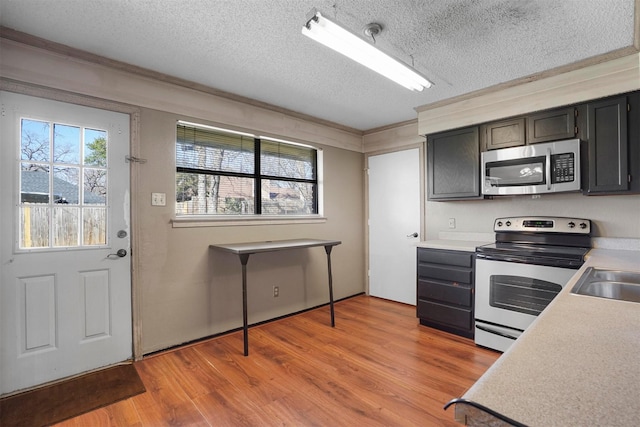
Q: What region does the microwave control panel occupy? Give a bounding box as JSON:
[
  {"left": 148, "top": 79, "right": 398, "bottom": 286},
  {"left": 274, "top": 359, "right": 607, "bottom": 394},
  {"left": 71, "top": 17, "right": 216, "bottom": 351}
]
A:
[{"left": 551, "top": 153, "right": 575, "bottom": 183}]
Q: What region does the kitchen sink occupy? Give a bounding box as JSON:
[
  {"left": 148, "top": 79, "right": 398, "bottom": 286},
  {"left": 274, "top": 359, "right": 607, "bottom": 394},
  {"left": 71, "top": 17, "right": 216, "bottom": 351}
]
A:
[{"left": 571, "top": 267, "right": 640, "bottom": 303}]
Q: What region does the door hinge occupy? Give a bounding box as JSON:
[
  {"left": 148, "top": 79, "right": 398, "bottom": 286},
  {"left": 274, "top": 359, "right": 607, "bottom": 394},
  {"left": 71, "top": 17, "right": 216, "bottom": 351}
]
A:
[
  {"left": 574, "top": 126, "right": 578, "bottom": 135},
  {"left": 629, "top": 174, "right": 632, "bottom": 183},
  {"left": 628, "top": 103, "right": 631, "bottom": 112},
  {"left": 574, "top": 109, "right": 578, "bottom": 117}
]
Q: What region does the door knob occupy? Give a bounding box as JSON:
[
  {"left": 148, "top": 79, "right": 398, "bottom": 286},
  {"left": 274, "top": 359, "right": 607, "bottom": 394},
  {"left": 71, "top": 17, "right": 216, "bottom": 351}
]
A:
[
  {"left": 407, "top": 232, "right": 419, "bottom": 238},
  {"left": 107, "top": 249, "right": 127, "bottom": 258}
]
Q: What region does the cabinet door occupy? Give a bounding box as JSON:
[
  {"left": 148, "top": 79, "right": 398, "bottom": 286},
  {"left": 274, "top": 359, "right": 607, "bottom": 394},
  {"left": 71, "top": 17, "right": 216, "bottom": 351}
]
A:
[
  {"left": 526, "top": 107, "right": 576, "bottom": 144},
  {"left": 586, "top": 96, "right": 629, "bottom": 193},
  {"left": 427, "top": 127, "right": 481, "bottom": 200},
  {"left": 627, "top": 91, "right": 640, "bottom": 193},
  {"left": 481, "top": 118, "right": 525, "bottom": 150}
]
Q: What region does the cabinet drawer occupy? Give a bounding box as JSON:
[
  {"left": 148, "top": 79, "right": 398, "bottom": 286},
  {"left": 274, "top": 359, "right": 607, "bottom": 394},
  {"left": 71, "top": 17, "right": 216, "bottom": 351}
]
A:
[
  {"left": 417, "top": 248, "right": 473, "bottom": 268},
  {"left": 418, "top": 280, "right": 472, "bottom": 307},
  {"left": 417, "top": 300, "right": 472, "bottom": 331},
  {"left": 418, "top": 264, "right": 472, "bottom": 284}
]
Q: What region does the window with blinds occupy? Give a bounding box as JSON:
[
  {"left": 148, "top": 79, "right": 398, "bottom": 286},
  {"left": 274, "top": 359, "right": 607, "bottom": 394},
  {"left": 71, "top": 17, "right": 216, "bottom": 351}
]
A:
[{"left": 175, "top": 122, "right": 318, "bottom": 216}]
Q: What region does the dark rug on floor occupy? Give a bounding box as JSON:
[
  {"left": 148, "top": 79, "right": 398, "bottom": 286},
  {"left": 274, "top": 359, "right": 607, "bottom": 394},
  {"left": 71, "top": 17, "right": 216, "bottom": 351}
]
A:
[{"left": 0, "top": 363, "right": 146, "bottom": 427}]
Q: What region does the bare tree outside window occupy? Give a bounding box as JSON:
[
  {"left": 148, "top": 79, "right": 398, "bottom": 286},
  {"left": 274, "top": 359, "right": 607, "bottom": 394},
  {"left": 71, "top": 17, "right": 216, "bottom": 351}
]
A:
[
  {"left": 176, "top": 123, "right": 317, "bottom": 216},
  {"left": 19, "top": 118, "right": 108, "bottom": 248}
]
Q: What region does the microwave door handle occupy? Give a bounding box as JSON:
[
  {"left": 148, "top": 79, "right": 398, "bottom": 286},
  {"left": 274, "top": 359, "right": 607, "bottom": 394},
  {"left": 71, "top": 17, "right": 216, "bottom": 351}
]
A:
[{"left": 546, "top": 147, "right": 552, "bottom": 190}]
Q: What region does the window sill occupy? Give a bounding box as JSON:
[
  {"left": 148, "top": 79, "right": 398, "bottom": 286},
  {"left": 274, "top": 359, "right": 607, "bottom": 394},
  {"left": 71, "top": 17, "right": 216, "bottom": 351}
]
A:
[{"left": 171, "top": 215, "right": 327, "bottom": 228}]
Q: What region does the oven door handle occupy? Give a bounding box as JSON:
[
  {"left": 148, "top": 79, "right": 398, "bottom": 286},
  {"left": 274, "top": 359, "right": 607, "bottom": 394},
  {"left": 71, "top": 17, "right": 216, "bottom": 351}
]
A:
[{"left": 476, "top": 324, "right": 519, "bottom": 341}]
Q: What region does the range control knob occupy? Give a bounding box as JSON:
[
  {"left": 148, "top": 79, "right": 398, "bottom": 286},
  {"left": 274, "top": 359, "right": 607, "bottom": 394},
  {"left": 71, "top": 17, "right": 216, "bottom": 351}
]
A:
[
  {"left": 505, "top": 221, "right": 511, "bottom": 227},
  {"left": 568, "top": 222, "right": 576, "bottom": 228},
  {"left": 497, "top": 221, "right": 503, "bottom": 227},
  {"left": 580, "top": 222, "right": 588, "bottom": 229}
]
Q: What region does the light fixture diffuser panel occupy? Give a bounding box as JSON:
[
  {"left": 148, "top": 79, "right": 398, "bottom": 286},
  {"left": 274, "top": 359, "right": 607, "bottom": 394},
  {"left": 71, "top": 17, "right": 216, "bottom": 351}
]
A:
[{"left": 302, "top": 10, "right": 432, "bottom": 91}]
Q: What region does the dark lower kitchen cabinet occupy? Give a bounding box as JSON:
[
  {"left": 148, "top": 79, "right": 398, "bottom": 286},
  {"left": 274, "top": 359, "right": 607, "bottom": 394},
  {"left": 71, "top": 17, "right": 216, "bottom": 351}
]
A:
[
  {"left": 427, "top": 126, "right": 481, "bottom": 200},
  {"left": 480, "top": 117, "right": 525, "bottom": 150},
  {"left": 584, "top": 93, "right": 639, "bottom": 194},
  {"left": 417, "top": 248, "right": 474, "bottom": 339},
  {"left": 526, "top": 107, "right": 577, "bottom": 144}
]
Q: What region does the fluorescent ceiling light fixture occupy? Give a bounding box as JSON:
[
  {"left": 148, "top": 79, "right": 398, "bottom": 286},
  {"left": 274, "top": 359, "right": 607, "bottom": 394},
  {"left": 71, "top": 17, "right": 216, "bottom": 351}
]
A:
[{"left": 302, "top": 9, "right": 433, "bottom": 92}]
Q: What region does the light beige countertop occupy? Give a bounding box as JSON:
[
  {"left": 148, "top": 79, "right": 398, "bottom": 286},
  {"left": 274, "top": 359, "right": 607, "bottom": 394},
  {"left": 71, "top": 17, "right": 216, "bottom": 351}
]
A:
[
  {"left": 418, "top": 231, "right": 493, "bottom": 253},
  {"left": 456, "top": 248, "right": 640, "bottom": 426},
  {"left": 417, "top": 239, "right": 491, "bottom": 253}
]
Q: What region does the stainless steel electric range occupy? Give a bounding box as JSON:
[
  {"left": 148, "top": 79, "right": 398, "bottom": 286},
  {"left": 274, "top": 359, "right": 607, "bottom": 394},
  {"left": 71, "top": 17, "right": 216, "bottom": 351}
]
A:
[{"left": 474, "top": 216, "right": 591, "bottom": 352}]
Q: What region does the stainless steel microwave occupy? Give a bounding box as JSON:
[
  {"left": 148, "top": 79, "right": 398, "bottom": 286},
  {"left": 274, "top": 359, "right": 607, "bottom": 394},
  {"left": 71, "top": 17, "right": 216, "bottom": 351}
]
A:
[{"left": 481, "top": 139, "right": 581, "bottom": 195}]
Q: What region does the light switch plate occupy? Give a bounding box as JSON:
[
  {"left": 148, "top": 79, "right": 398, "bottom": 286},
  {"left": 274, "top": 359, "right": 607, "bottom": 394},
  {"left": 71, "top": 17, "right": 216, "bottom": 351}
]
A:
[{"left": 151, "top": 192, "right": 166, "bottom": 206}]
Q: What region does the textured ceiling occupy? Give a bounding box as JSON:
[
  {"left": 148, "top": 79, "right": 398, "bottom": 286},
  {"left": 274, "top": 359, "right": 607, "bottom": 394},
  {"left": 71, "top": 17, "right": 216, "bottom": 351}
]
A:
[{"left": 0, "top": 0, "right": 637, "bottom": 131}]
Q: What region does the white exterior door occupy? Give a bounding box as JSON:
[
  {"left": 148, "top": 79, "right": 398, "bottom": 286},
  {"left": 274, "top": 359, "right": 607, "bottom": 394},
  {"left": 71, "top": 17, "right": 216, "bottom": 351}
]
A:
[
  {"left": 0, "top": 91, "right": 132, "bottom": 395},
  {"left": 368, "top": 148, "right": 421, "bottom": 305}
]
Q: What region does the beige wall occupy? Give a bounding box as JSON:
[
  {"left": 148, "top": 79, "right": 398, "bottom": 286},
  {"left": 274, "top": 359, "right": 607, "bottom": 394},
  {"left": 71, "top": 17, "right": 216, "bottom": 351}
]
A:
[
  {"left": 0, "top": 37, "right": 366, "bottom": 355},
  {"left": 3, "top": 34, "right": 638, "bottom": 356},
  {"left": 416, "top": 53, "right": 640, "bottom": 135},
  {"left": 416, "top": 53, "right": 640, "bottom": 240},
  {"left": 137, "top": 108, "right": 365, "bottom": 353},
  {"left": 364, "top": 102, "right": 640, "bottom": 243},
  {"left": 425, "top": 193, "right": 640, "bottom": 240}
]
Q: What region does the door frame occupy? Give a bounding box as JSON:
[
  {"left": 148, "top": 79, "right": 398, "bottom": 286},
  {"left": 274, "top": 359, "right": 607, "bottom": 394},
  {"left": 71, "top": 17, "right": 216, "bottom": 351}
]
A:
[
  {"left": 1, "top": 79, "right": 144, "bottom": 361},
  {"left": 364, "top": 143, "right": 425, "bottom": 296}
]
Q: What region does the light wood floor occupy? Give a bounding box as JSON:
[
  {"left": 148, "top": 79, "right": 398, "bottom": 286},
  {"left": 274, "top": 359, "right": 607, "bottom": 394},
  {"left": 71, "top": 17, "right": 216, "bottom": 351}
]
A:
[{"left": 56, "top": 295, "right": 500, "bottom": 427}]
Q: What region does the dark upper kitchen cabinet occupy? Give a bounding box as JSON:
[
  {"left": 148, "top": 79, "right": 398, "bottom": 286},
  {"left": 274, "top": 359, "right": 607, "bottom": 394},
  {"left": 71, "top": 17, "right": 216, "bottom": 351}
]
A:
[
  {"left": 481, "top": 108, "right": 577, "bottom": 150},
  {"left": 630, "top": 92, "right": 640, "bottom": 194},
  {"left": 584, "top": 95, "right": 631, "bottom": 194},
  {"left": 526, "top": 107, "right": 577, "bottom": 144},
  {"left": 480, "top": 118, "right": 525, "bottom": 150},
  {"left": 427, "top": 126, "right": 481, "bottom": 200}
]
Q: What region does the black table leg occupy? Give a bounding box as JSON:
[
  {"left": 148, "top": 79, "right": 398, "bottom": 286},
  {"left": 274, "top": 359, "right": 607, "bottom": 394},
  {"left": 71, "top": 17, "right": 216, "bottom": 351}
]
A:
[
  {"left": 239, "top": 253, "right": 251, "bottom": 356},
  {"left": 324, "top": 245, "right": 335, "bottom": 327}
]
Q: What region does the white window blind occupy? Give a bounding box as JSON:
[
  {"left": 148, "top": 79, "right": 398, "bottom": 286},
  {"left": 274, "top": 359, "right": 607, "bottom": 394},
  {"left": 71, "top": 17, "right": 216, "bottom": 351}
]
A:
[{"left": 175, "top": 123, "right": 318, "bottom": 216}]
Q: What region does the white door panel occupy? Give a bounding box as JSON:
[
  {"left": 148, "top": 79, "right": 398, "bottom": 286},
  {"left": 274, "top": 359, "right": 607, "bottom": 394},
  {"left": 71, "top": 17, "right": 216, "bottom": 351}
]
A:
[
  {"left": 368, "top": 148, "right": 421, "bottom": 305},
  {"left": 0, "top": 91, "right": 132, "bottom": 395}
]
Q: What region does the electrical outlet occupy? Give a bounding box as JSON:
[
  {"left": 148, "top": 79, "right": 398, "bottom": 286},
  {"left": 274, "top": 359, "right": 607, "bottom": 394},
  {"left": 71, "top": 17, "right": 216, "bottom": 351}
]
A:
[
  {"left": 448, "top": 218, "right": 456, "bottom": 229},
  {"left": 273, "top": 286, "right": 279, "bottom": 298},
  {"left": 151, "top": 192, "right": 166, "bottom": 206}
]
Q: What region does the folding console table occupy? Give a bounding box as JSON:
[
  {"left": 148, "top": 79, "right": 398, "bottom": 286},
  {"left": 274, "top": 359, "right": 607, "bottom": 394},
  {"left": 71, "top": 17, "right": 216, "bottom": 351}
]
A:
[{"left": 209, "top": 238, "right": 342, "bottom": 356}]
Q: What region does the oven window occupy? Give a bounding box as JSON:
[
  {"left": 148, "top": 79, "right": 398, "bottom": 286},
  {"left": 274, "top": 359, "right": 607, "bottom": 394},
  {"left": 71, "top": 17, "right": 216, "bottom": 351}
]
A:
[
  {"left": 489, "top": 275, "right": 562, "bottom": 316},
  {"left": 486, "top": 156, "right": 545, "bottom": 187}
]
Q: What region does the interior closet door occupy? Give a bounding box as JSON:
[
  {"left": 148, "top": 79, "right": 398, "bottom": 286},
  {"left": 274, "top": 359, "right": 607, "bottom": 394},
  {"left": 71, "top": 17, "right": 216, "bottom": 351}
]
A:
[{"left": 368, "top": 148, "right": 421, "bottom": 305}]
